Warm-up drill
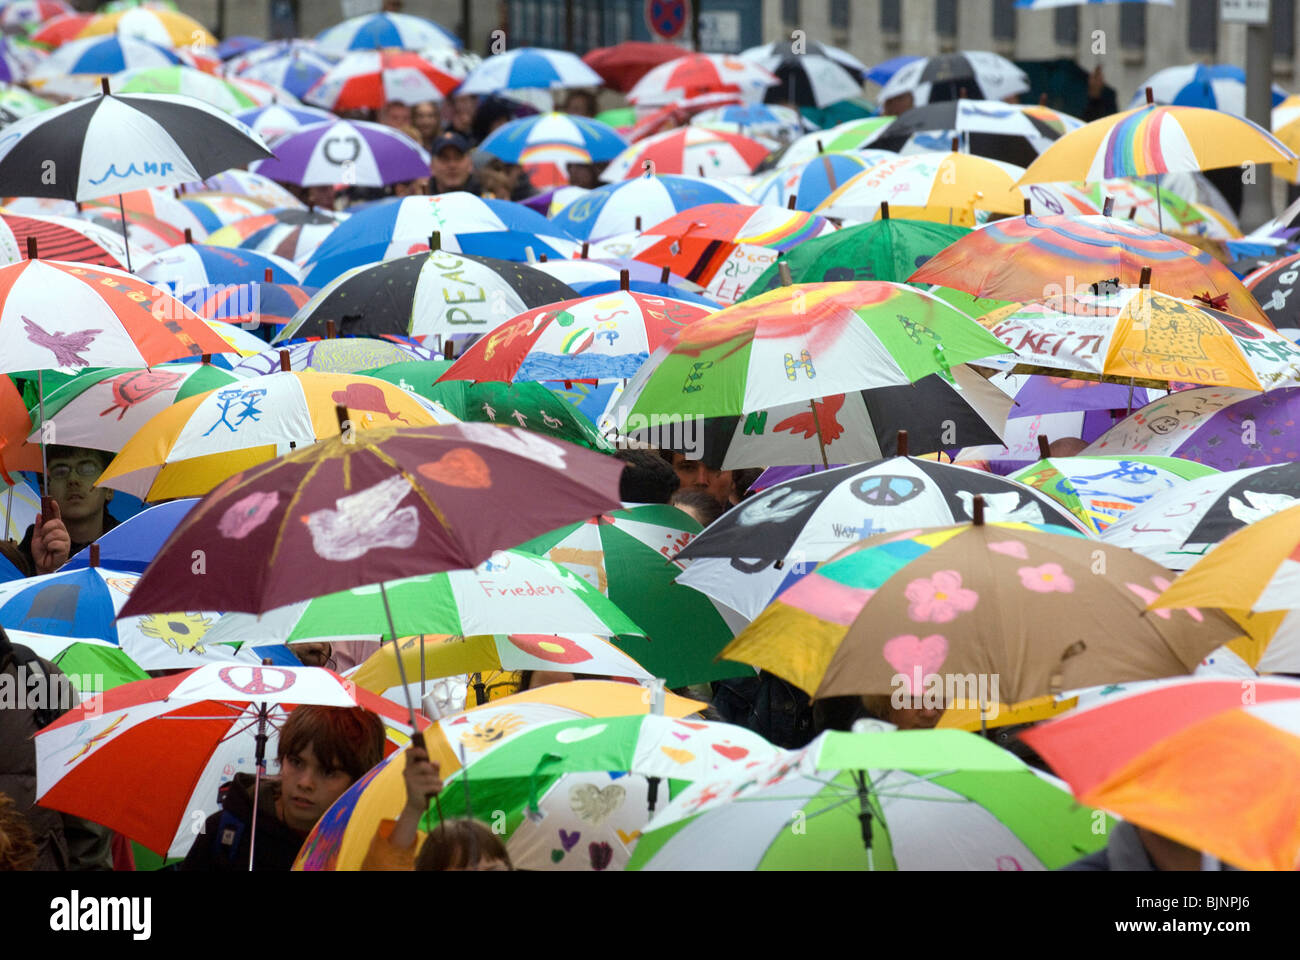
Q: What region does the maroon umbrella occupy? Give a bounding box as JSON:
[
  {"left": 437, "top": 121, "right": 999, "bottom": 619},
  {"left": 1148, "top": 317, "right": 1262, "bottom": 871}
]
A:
[
  {"left": 583, "top": 42, "right": 687, "bottom": 93},
  {"left": 119, "top": 422, "right": 624, "bottom": 617}
]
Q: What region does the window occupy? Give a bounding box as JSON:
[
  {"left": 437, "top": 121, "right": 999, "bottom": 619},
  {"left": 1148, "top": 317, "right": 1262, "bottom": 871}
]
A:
[
  {"left": 1053, "top": 6, "right": 1078, "bottom": 46},
  {"left": 881, "top": 0, "right": 901, "bottom": 33},
  {"left": 936, "top": 0, "right": 958, "bottom": 38},
  {"left": 1277, "top": 0, "right": 1296, "bottom": 58},
  {"left": 782, "top": 0, "right": 799, "bottom": 26},
  {"left": 1119, "top": 2, "right": 1146, "bottom": 49},
  {"left": 830, "top": 0, "right": 849, "bottom": 31},
  {"left": 1188, "top": 0, "right": 1217, "bottom": 54},
  {"left": 993, "top": 0, "right": 1016, "bottom": 41}
]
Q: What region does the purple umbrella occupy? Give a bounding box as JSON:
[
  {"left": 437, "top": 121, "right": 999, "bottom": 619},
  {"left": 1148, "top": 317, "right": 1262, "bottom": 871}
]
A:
[{"left": 250, "top": 119, "right": 431, "bottom": 187}]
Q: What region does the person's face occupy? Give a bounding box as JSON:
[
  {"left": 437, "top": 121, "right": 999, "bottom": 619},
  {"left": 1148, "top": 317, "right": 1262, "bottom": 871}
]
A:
[
  {"left": 304, "top": 185, "right": 334, "bottom": 208},
  {"left": 885, "top": 704, "right": 944, "bottom": 730},
  {"left": 431, "top": 146, "right": 471, "bottom": 189},
  {"left": 380, "top": 101, "right": 411, "bottom": 129},
  {"left": 46, "top": 452, "right": 110, "bottom": 524},
  {"left": 670, "top": 453, "right": 733, "bottom": 503},
  {"left": 567, "top": 162, "right": 597, "bottom": 188},
  {"left": 393, "top": 177, "right": 429, "bottom": 197},
  {"left": 451, "top": 94, "right": 477, "bottom": 129},
  {"left": 278, "top": 742, "right": 354, "bottom": 833},
  {"left": 413, "top": 102, "right": 439, "bottom": 138}
]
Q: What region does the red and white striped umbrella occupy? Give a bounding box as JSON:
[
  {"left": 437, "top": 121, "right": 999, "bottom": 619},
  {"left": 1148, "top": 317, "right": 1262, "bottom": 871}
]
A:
[
  {"left": 600, "top": 127, "right": 772, "bottom": 182},
  {"left": 628, "top": 53, "right": 777, "bottom": 107},
  {"left": 304, "top": 49, "right": 460, "bottom": 111},
  {"left": 34, "top": 664, "right": 422, "bottom": 859},
  {"left": 0, "top": 212, "right": 147, "bottom": 270}
]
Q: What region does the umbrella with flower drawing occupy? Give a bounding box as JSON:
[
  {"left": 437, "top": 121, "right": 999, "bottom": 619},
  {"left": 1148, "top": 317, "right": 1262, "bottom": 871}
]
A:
[{"left": 720, "top": 517, "right": 1243, "bottom": 704}]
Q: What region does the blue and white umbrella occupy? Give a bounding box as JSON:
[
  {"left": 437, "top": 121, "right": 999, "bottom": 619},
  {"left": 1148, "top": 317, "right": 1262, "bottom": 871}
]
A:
[
  {"left": 300, "top": 193, "right": 580, "bottom": 287},
  {"left": 552, "top": 172, "right": 753, "bottom": 242},
  {"left": 1129, "top": 64, "right": 1287, "bottom": 117},
  {"left": 479, "top": 111, "right": 626, "bottom": 166},
  {"left": 139, "top": 243, "right": 303, "bottom": 288},
  {"left": 30, "top": 35, "right": 182, "bottom": 79},
  {"left": 865, "top": 55, "right": 922, "bottom": 89},
  {"left": 746, "top": 152, "right": 889, "bottom": 211},
  {"left": 233, "top": 103, "right": 335, "bottom": 142},
  {"left": 228, "top": 44, "right": 339, "bottom": 100},
  {"left": 315, "top": 12, "right": 460, "bottom": 52},
  {"left": 249, "top": 118, "right": 432, "bottom": 188},
  {"left": 690, "top": 103, "right": 814, "bottom": 147},
  {"left": 458, "top": 47, "right": 603, "bottom": 94}
]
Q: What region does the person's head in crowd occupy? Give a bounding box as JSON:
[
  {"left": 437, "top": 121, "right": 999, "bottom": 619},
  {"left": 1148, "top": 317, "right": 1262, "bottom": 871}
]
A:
[
  {"left": 471, "top": 95, "right": 518, "bottom": 146},
  {"left": 44, "top": 445, "right": 114, "bottom": 542},
  {"left": 616, "top": 449, "right": 680, "bottom": 503},
  {"left": 429, "top": 131, "right": 475, "bottom": 193},
  {"left": 566, "top": 162, "right": 600, "bottom": 189},
  {"left": 561, "top": 89, "right": 598, "bottom": 118},
  {"left": 297, "top": 183, "right": 336, "bottom": 210},
  {"left": 391, "top": 176, "right": 429, "bottom": 197},
  {"left": 730, "top": 467, "right": 764, "bottom": 503},
  {"left": 670, "top": 489, "right": 727, "bottom": 528},
  {"left": 412, "top": 100, "right": 441, "bottom": 147},
  {"left": 378, "top": 100, "right": 412, "bottom": 130},
  {"left": 661, "top": 450, "right": 734, "bottom": 506},
  {"left": 446, "top": 93, "right": 478, "bottom": 137},
  {"left": 415, "top": 818, "right": 513, "bottom": 871},
  {"left": 860, "top": 693, "right": 944, "bottom": 730},
  {"left": 276, "top": 705, "right": 386, "bottom": 833}
]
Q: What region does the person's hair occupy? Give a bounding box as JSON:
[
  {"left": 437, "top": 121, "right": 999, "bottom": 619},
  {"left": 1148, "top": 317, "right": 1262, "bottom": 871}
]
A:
[
  {"left": 46, "top": 445, "right": 111, "bottom": 468},
  {"left": 472, "top": 96, "right": 519, "bottom": 145},
  {"left": 616, "top": 449, "right": 679, "bottom": 503},
  {"left": 561, "top": 89, "right": 598, "bottom": 117},
  {"left": 415, "top": 818, "right": 513, "bottom": 871},
  {"left": 0, "top": 792, "right": 38, "bottom": 871},
  {"left": 277, "top": 705, "right": 385, "bottom": 783},
  {"left": 670, "top": 489, "right": 727, "bottom": 527},
  {"left": 731, "top": 468, "right": 764, "bottom": 501}
]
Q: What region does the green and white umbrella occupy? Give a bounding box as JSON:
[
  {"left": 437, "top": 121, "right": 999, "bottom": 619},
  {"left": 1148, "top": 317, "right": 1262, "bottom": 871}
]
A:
[
  {"left": 112, "top": 66, "right": 260, "bottom": 113},
  {"left": 775, "top": 117, "right": 896, "bottom": 168},
  {"left": 629, "top": 728, "right": 1109, "bottom": 871},
  {"left": 202, "top": 549, "right": 645, "bottom": 646},
  {"left": 428, "top": 714, "right": 782, "bottom": 872},
  {"left": 518, "top": 504, "right": 751, "bottom": 687}
]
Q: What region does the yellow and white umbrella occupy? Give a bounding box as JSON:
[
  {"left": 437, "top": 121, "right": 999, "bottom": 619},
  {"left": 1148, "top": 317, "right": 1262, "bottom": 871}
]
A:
[{"left": 815, "top": 151, "right": 1025, "bottom": 225}]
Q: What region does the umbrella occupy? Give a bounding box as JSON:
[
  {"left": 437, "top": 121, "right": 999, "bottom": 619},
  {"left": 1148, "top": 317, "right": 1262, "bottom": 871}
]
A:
[
  {"left": 1244, "top": 250, "right": 1300, "bottom": 341},
  {"left": 867, "top": 99, "right": 1073, "bottom": 168},
  {"left": 909, "top": 214, "right": 1273, "bottom": 328},
  {"left": 745, "top": 152, "right": 887, "bottom": 211},
  {"left": 517, "top": 505, "right": 749, "bottom": 686},
  {"left": 1022, "top": 676, "right": 1300, "bottom": 871},
  {"left": 611, "top": 281, "right": 1009, "bottom": 425},
  {"left": 743, "top": 218, "right": 969, "bottom": 295},
  {"left": 673, "top": 454, "right": 1087, "bottom": 622},
  {"left": 207, "top": 207, "right": 343, "bottom": 263},
  {"left": 1083, "top": 386, "right": 1300, "bottom": 471},
  {"left": 877, "top": 52, "right": 1030, "bottom": 108},
  {"left": 27, "top": 11, "right": 92, "bottom": 47},
  {"left": 1100, "top": 462, "right": 1300, "bottom": 572},
  {"left": 0, "top": 82, "right": 54, "bottom": 119},
  {"left": 581, "top": 41, "right": 686, "bottom": 93},
  {"left": 1129, "top": 64, "right": 1287, "bottom": 116},
  {"left": 138, "top": 243, "right": 302, "bottom": 287},
  {"left": 34, "top": 664, "right": 421, "bottom": 859},
  {"left": 416, "top": 44, "right": 481, "bottom": 81},
  {"left": 367, "top": 360, "right": 611, "bottom": 452},
  {"left": 174, "top": 192, "right": 277, "bottom": 232},
  {"left": 1009, "top": 455, "right": 1219, "bottom": 534},
  {"left": 975, "top": 287, "right": 1300, "bottom": 391},
  {"left": 722, "top": 517, "right": 1242, "bottom": 704},
  {"left": 599, "top": 127, "right": 771, "bottom": 182},
  {"left": 741, "top": 39, "right": 868, "bottom": 82},
  {"left": 282, "top": 249, "right": 577, "bottom": 343},
  {"left": 760, "top": 54, "right": 862, "bottom": 110},
  {"left": 78, "top": 6, "right": 214, "bottom": 47},
  {"left": 815, "top": 152, "right": 1027, "bottom": 223},
  {"left": 97, "top": 369, "right": 452, "bottom": 501},
  {"left": 111, "top": 65, "right": 259, "bottom": 112},
  {"left": 315, "top": 12, "right": 460, "bottom": 52},
  {"left": 478, "top": 112, "right": 627, "bottom": 166},
  {"left": 423, "top": 715, "right": 780, "bottom": 871},
  {"left": 217, "top": 36, "right": 264, "bottom": 60},
  {"left": 439, "top": 287, "right": 717, "bottom": 382},
  {"left": 228, "top": 45, "right": 337, "bottom": 101},
  {"left": 292, "top": 680, "right": 705, "bottom": 871},
  {"left": 249, "top": 119, "right": 430, "bottom": 189},
  {"left": 774, "top": 118, "right": 896, "bottom": 167},
  {"left": 28, "top": 34, "right": 182, "bottom": 78},
  {"left": 689, "top": 103, "right": 812, "bottom": 147},
  {"left": 179, "top": 169, "right": 308, "bottom": 209},
  {"left": 631, "top": 729, "right": 1106, "bottom": 871},
  {"left": 458, "top": 47, "right": 602, "bottom": 94},
  {"left": 0, "top": 212, "right": 145, "bottom": 270},
  {"left": 227, "top": 339, "right": 437, "bottom": 377},
  {"left": 302, "top": 49, "right": 460, "bottom": 111},
  {"left": 231, "top": 103, "right": 335, "bottom": 143},
  {"left": 117, "top": 421, "right": 625, "bottom": 617},
  {"left": 62, "top": 496, "right": 195, "bottom": 572},
  {"left": 627, "top": 53, "right": 777, "bottom": 107},
  {"left": 551, "top": 172, "right": 752, "bottom": 243},
  {"left": 200, "top": 549, "right": 644, "bottom": 648},
  {"left": 1063, "top": 177, "right": 1242, "bottom": 240}
]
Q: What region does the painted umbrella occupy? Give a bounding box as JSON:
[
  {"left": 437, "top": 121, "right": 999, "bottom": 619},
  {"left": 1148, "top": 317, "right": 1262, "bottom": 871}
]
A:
[
  {"left": 138, "top": 243, "right": 302, "bottom": 286},
  {"left": 0, "top": 212, "right": 149, "bottom": 270},
  {"left": 457, "top": 47, "right": 602, "bottom": 94},
  {"left": 745, "top": 152, "right": 888, "bottom": 212},
  {"left": 250, "top": 119, "right": 431, "bottom": 189},
  {"left": 673, "top": 456, "right": 1088, "bottom": 622},
  {"left": 550, "top": 172, "right": 753, "bottom": 243},
  {"left": 599, "top": 127, "right": 772, "bottom": 182},
  {"left": 814, "top": 152, "right": 1028, "bottom": 224},
  {"left": 62, "top": 497, "right": 197, "bottom": 573},
  {"left": 721, "top": 520, "right": 1242, "bottom": 703},
  {"left": 181, "top": 280, "right": 317, "bottom": 329},
  {"left": 909, "top": 214, "right": 1273, "bottom": 328},
  {"left": 303, "top": 49, "right": 459, "bottom": 110},
  {"left": 479, "top": 112, "right": 627, "bottom": 167},
  {"left": 1244, "top": 250, "right": 1300, "bottom": 341},
  {"left": 631, "top": 729, "right": 1106, "bottom": 871},
  {"left": 775, "top": 119, "right": 895, "bottom": 167},
  {"left": 111, "top": 65, "right": 260, "bottom": 112},
  {"left": 177, "top": 192, "right": 279, "bottom": 232},
  {"left": 207, "top": 207, "right": 344, "bottom": 263},
  {"left": 227, "top": 338, "right": 437, "bottom": 377},
  {"left": 117, "top": 422, "right": 625, "bottom": 617}
]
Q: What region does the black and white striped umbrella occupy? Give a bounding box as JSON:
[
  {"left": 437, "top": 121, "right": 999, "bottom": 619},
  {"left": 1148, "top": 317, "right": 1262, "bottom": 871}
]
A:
[
  {"left": 876, "top": 52, "right": 1029, "bottom": 108},
  {"left": 0, "top": 86, "right": 273, "bottom": 202}
]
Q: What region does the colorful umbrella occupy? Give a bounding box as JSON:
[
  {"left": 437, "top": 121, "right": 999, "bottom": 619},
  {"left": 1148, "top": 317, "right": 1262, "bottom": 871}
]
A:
[
  {"left": 479, "top": 112, "right": 627, "bottom": 166},
  {"left": 0, "top": 211, "right": 146, "bottom": 270},
  {"left": 581, "top": 41, "right": 686, "bottom": 93},
  {"left": 97, "top": 369, "right": 451, "bottom": 500},
  {"left": 776, "top": 119, "right": 896, "bottom": 167},
  {"left": 182, "top": 281, "right": 317, "bottom": 330},
  {"left": 227, "top": 338, "right": 436, "bottom": 377},
  {"left": 207, "top": 207, "right": 343, "bottom": 263},
  {"left": 600, "top": 127, "right": 771, "bottom": 183},
  {"left": 111, "top": 65, "right": 258, "bottom": 112},
  {"left": 231, "top": 103, "right": 335, "bottom": 143},
  {"left": 1244, "top": 250, "right": 1300, "bottom": 341},
  {"left": 28, "top": 34, "right": 181, "bottom": 77},
  {"left": 551, "top": 172, "right": 751, "bottom": 243},
  {"left": 249, "top": 119, "right": 430, "bottom": 189},
  {"left": 62, "top": 496, "right": 196, "bottom": 573},
  {"left": 628, "top": 53, "right": 777, "bottom": 107},
  {"left": 815, "top": 152, "right": 1026, "bottom": 223},
  {"left": 229, "top": 45, "right": 338, "bottom": 101},
  {"left": 302, "top": 49, "right": 459, "bottom": 110},
  {"left": 77, "top": 6, "right": 214, "bottom": 47},
  {"left": 28, "top": 11, "right": 93, "bottom": 47},
  {"left": 877, "top": 52, "right": 1029, "bottom": 107},
  {"left": 179, "top": 169, "right": 305, "bottom": 208},
  {"left": 1009, "top": 455, "right": 1218, "bottom": 534},
  {"left": 690, "top": 103, "right": 811, "bottom": 148},
  {"left": 138, "top": 242, "right": 302, "bottom": 287},
  {"left": 117, "top": 422, "right": 625, "bottom": 617},
  {"left": 868, "top": 99, "right": 1075, "bottom": 168},
  {"left": 458, "top": 47, "right": 602, "bottom": 94},
  {"left": 315, "top": 12, "right": 460, "bottom": 52},
  {"left": 175, "top": 192, "right": 278, "bottom": 233}
]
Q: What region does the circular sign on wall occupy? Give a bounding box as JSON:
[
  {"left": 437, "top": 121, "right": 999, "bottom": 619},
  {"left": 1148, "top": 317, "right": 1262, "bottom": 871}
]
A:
[{"left": 646, "top": 0, "right": 690, "bottom": 40}]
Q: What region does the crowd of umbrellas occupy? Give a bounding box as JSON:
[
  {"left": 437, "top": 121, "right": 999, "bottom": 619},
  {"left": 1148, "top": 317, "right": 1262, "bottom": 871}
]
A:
[{"left": 0, "top": 0, "right": 1299, "bottom": 875}]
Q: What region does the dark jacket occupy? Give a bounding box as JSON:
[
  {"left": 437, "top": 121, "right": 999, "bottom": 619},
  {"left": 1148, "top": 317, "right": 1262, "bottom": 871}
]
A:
[
  {"left": 179, "top": 773, "right": 308, "bottom": 872},
  {"left": 711, "top": 672, "right": 816, "bottom": 750}
]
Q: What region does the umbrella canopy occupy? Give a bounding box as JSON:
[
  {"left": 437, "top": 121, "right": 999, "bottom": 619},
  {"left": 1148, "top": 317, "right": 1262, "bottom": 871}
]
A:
[
  {"left": 815, "top": 152, "right": 1026, "bottom": 223},
  {"left": 181, "top": 280, "right": 316, "bottom": 329},
  {"left": 62, "top": 497, "right": 196, "bottom": 573},
  {"left": 28, "top": 11, "right": 93, "bottom": 46},
  {"left": 690, "top": 103, "right": 811, "bottom": 147},
  {"left": 207, "top": 207, "right": 343, "bottom": 263},
  {"left": 745, "top": 152, "right": 885, "bottom": 211},
  {"left": 97, "top": 369, "right": 452, "bottom": 500},
  {"left": 1130, "top": 63, "right": 1287, "bottom": 116},
  {"left": 282, "top": 249, "right": 577, "bottom": 342},
  {"left": 628, "top": 53, "right": 777, "bottom": 107},
  {"left": 176, "top": 191, "right": 277, "bottom": 232},
  {"left": 632, "top": 729, "right": 1106, "bottom": 871},
  {"left": 30, "top": 34, "right": 181, "bottom": 77},
  {"left": 315, "top": 12, "right": 460, "bottom": 52},
  {"left": 551, "top": 173, "right": 752, "bottom": 243},
  {"left": 877, "top": 52, "right": 1029, "bottom": 108},
  {"left": 458, "top": 47, "right": 602, "bottom": 94},
  {"left": 117, "top": 422, "right": 625, "bottom": 616},
  {"left": 1244, "top": 250, "right": 1300, "bottom": 340},
  {"left": 139, "top": 242, "right": 301, "bottom": 287},
  {"left": 249, "top": 119, "right": 430, "bottom": 189},
  {"left": 0, "top": 211, "right": 145, "bottom": 270},
  {"left": 581, "top": 41, "right": 686, "bottom": 93},
  {"left": 181, "top": 169, "right": 308, "bottom": 209},
  {"left": 868, "top": 99, "right": 1073, "bottom": 168},
  {"left": 302, "top": 49, "right": 459, "bottom": 111},
  {"left": 111, "top": 65, "right": 258, "bottom": 112},
  {"left": 909, "top": 214, "right": 1273, "bottom": 327},
  {"left": 600, "top": 127, "right": 771, "bottom": 183},
  {"left": 227, "top": 338, "right": 437, "bottom": 377},
  {"left": 78, "top": 6, "right": 213, "bottom": 47},
  {"left": 231, "top": 103, "right": 335, "bottom": 142},
  {"left": 674, "top": 455, "right": 1088, "bottom": 622},
  {"left": 1083, "top": 386, "right": 1300, "bottom": 471},
  {"left": 742, "top": 39, "right": 868, "bottom": 82},
  {"left": 723, "top": 519, "right": 1241, "bottom": 703},
  {"left": 775, "top": 118, "right": 896, "bottom": 167},
  {"left": 479, "top": 112, "right": 627, "bottom": 166},
  {"left": 229, "top": 44, "right": 338, "bottom": 101}
]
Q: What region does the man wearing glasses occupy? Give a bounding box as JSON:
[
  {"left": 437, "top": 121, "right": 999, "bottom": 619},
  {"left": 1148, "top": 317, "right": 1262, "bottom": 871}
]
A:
[{"left": 16, "top": 446, "right": 118, "bottom": 576}]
